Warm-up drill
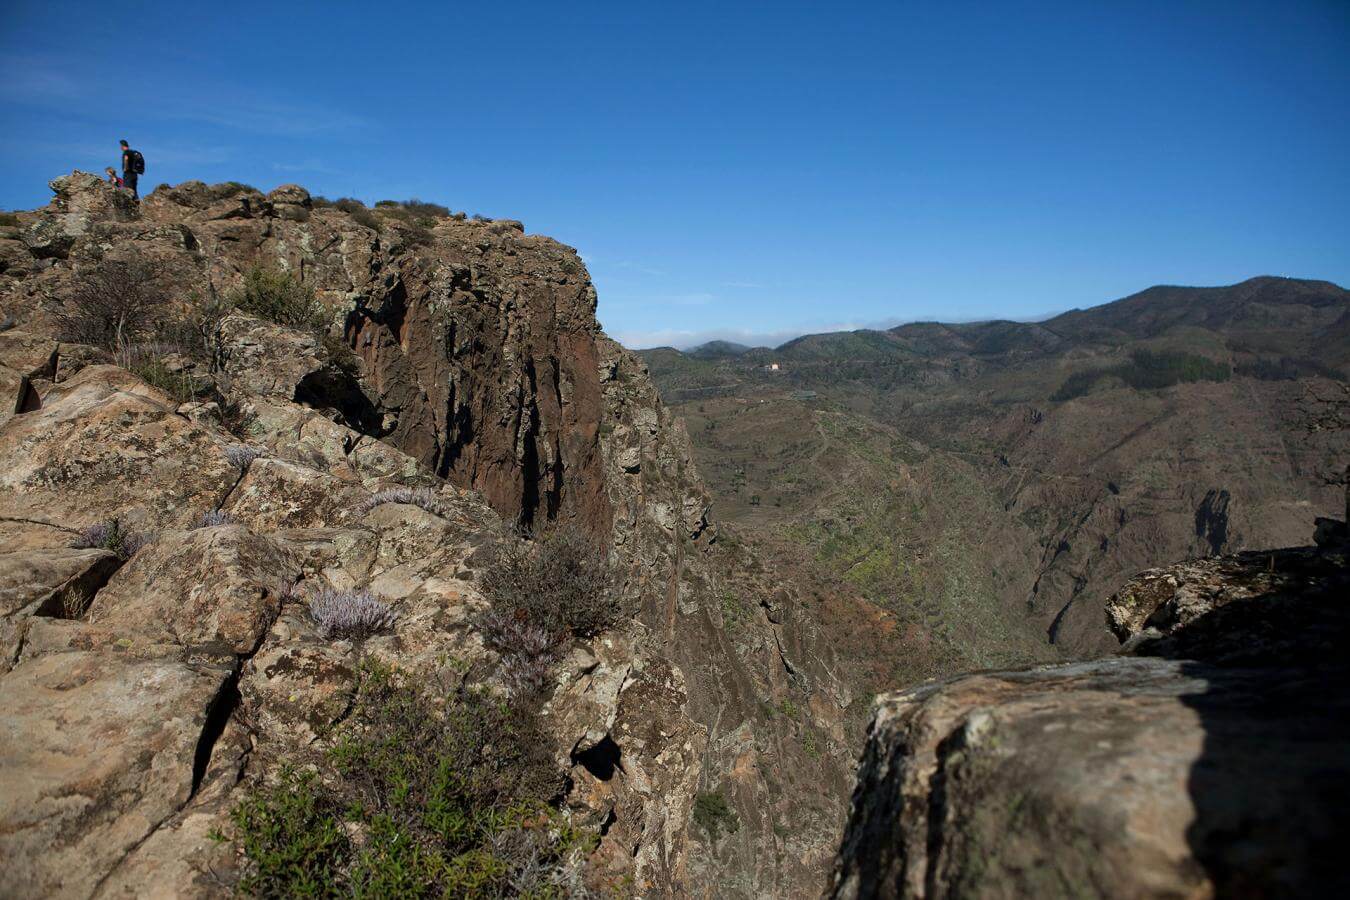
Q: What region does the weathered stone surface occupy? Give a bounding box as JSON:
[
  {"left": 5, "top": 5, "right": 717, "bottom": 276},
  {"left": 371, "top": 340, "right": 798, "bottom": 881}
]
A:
[
  {"left": 217, "top": 313, "right": 331, "bottom": 400},
  {"left": 0, "top": 547, "right": 118, "bottom": 618},
  {"left": 89, "top": 525, "right": 300, "bottom": 654},
  {"left": 0, "top": 365, "right": 235, "bottom": 537},
  {"left": 0, "top": 173, "right": 872, "bottom": 899},
  {"left": 832, "top": 526, "right": 1350, "bottom": 900},
  {"left": 0, "top": 329, "right": 57, "bottom": 426},
  {"left": 240, "top": 611, "right": 357, "bottom": 751},
  {"left": 0, "top": 649, "right": 234, "bottom": 899},
  {"left": 224, "top": 456, "right": 363, "bottom": 530},
  {"left": 20, "top": 172, "right": 138, "bottom": 261}
]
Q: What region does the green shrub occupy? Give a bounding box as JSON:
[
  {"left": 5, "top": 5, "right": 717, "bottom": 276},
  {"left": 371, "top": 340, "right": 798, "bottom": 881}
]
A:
[
  {"left": 129, "top": 354, "right": 198, "bottom": 404},
  {"left": 210, "top": 181, "right": 260, "bottom": 201},
  {"left": 1235, "top": 355, "right": 1343, "bottom": 381},
  {"left": 226, "top": 266, "right": 326, "bottom": 330},
  {"left": 227, "top": 662, "right": 594, "bottom": 897},
  {"left": 693, "top": 791, "right": 740, "bottom": 842},
  {"left": 375, "top": 198, "right": 451, "bottom": 219},
  {"left": 1050, "top": 369, "right": 1104, "bottom": 402},
  {"left": 0, "top": 211, "right": 18, "bottom": 227},
  {"left": 227, "top": 767, "right": 350, "bottom": 898},
  {"left": 332, "top": 198, "right": 381, "bottom": 230},
  {"left": 1119, "top": 349, "right": 1231, "bottom": 390}
]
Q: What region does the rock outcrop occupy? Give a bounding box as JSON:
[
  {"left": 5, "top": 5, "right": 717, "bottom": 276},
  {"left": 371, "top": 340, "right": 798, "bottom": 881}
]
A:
[
  {"left": 0, "top": 173, "right": 862, "bottom": 897},
  {"left": 831, "top": 510, "right": 1350, "bottom": 899}
]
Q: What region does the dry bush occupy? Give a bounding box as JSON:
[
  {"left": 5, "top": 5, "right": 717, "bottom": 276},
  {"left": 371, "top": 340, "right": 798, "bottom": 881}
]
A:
[
  {"left": 55, "top": 257, "right": 172, "bottom": 362},
  {"left": 480, "top": 525, "right": 618, "bottom": 640},
  {"left": 330, "top": 198, "right": 381, "bottom": 231},
  {"left": 62, "top": 586, "right": 91, "bottom": 620}
]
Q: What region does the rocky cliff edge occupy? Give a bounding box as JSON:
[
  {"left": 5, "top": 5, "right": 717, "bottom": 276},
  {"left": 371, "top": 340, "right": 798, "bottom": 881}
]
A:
[
  {"left": 830, "top": 491, "right": 1350, "bottom": 899},
  {"left": 0, "top": 173, "right": 866, "bottom": 897}
]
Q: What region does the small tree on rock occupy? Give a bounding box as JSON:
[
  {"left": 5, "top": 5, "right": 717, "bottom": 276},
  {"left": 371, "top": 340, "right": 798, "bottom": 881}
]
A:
[{"left": 56, "top": 257, "right": 171, "bottom": 364}]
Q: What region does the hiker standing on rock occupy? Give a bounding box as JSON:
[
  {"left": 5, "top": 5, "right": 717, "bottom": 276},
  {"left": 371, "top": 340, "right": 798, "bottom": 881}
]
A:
[{"left": 119, "top": 139, "right": 144, "bottom": 200}]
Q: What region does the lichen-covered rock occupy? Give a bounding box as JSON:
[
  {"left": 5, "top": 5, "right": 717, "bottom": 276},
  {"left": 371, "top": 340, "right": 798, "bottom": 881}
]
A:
[
  {"left": 20, "top": 171, "right": 138, "bottom": 259},
  {"left": 88, "top": 525, "right": 301, "bottom": 654},
  {"left": 832, "top": 521, "right": 1350, "bottom": 899},
  {"left": 0, "top": 364, "right": 236, "bottom": 542},
  {"left": 0, "top": 174, "right": 869, "bottom": 898},
  {"left": 0, "top": 649, "right": 237, "bottom": 899}
]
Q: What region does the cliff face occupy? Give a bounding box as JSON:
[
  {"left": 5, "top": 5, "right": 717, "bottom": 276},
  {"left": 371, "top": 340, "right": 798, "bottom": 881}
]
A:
[
  {"left": 830, "top": 501, "right": 1350, "bottom": 899},
  {"left": 0, "top": 174, "right": 863, "bottom": 897}
]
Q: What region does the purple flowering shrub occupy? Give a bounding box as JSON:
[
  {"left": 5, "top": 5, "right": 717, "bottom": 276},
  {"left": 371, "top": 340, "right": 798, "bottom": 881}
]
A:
[
  {"left": 478, "top": 525, "right": 618, "bottom": 698},
  {"left": 358, "top": 486, "right": 448, "bottom": 518},
  {"left": 480, "top": 607, "right": 562, "bottom": 697},
  {"left": 193, "top": 509, "right": 235, "bottom": 528},
  {"left": 308, "top": 586, "right": 397, "bottom": 639},
  {"left": 225, "top": 444, "right": 266, "bottom": 471},
  {"left": 71, "top": 517, "right": 150, "bottom": 560}
]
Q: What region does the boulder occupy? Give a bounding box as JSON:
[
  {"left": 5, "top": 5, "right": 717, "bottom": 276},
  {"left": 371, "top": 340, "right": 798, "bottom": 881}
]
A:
[
  {"left": 267, "top": 184, "right": 311, "bottom": 207},
  {"left": 266, "top": 184, "right": 312, "bottom": 221},
  {"left": 0, "top": 649, "right": 236, "bottom": 898},
  {"left": 0, "top": 365, "right": 236, "bottom": 532},
  {"left": 0, "top": 329, "right": 57, "bottom": 427},
  {"left": 0, "top": 546, "right": 119, "bottom": 618},
  {"left": 832, "top": 530, "right": 1350, "bottom": 899},
  {"left": 20, "top": 172, "right": 139, "bottom": 260},
  {"left": 89, "top": 525, "right": 301, "bottom": 654}
]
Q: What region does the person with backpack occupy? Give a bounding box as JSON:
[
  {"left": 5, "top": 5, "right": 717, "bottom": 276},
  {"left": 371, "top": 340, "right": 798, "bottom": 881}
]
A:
[{"left": 120, "top": 139, "right": 144, "bottom": 200}]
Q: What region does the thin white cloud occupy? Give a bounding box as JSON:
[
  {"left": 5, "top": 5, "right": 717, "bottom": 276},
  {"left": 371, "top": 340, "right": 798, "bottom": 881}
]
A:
[
  {"left": 610, "top": 310, "right": 934, "bottom": 350},
  {"left": 1, "top": 55, "right": 369, "bottom": 137},
  {"left": 272, "top": 159, "right": 341, "bottom": 176},
  {"left": 668, "top": 292, "right": 715, "bottom": 306},
  {"left": 181, "top": 100, "right": 369, "bottom": 136},
  {"left": 611, "top": 261, "right": 667, "bottom": 277},
  {"left": 0, "top": 136, "right": 235, "bottom": 169},
  {"left": 721, "top": 280, "right": 765, "bottom": 289},
  {"left": 0, "top": 65, "right": 84, "bottom": 102}
]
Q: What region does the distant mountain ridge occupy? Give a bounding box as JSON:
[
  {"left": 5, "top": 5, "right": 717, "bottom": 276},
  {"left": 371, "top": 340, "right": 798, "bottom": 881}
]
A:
[
  {"left": 666, "top": 276, "right": 1347, "bottom": 372},
  {"left": 640, "top": 275, "right": 1348, "bottom": 658}
]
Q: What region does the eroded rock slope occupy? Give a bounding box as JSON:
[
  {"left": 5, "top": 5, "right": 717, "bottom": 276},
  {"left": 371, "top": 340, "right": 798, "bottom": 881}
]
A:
[{"left": 0, "top": 173, "right": 868, "bottom": 897}]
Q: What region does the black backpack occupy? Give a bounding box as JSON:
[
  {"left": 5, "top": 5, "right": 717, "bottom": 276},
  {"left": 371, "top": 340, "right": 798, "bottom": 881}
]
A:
[{"left": 128, "top": 150, "right": 145, "bottom": 174}]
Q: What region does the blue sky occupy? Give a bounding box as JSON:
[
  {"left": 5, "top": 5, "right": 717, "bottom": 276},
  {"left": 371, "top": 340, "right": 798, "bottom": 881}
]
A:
[{"left": 2, "top": 1, "right": 1347, "bottom": 348}]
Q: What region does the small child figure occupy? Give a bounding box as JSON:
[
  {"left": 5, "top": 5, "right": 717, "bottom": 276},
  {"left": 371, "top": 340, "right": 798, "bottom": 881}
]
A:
[{"left": 105, "top": 167, "right": 124, "bottom": 188}]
